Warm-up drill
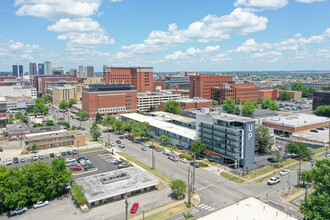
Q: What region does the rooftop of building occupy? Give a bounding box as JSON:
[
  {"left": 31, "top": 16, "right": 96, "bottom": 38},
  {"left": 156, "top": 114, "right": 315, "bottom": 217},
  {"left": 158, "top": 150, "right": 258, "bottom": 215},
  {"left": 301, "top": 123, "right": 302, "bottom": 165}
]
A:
[
  {"left": 121, "top": 113, "right": 196, "bottom": 140},
  {"left": 82, "top": 84, "right": 137, "bottom": 92},
  {"left": 199, "top": 197, "right": 297, "bottom": 220},
  {"left": 148, "top": 111, "right": 196, "bottom": 124},
  {"left": 29, "top": 126, "right": 66, "bottom": 134},
  {"left": 6, "top": 123, "right": 29, "bottom": 133},
  {"left": 25, "top": 129, "right": 84, "bottom": 140},
  {"left": 263, "top": 113, "right": 330, "bottom": 127},
  {"left": 137, "top": 91, "right": 179, "bottom": 96},
  {"left": 193, "top": 108, "right": 255, "bottom": 123},
  {"left": 75, "top": 167, "right": 159, "bottom": 203},
  {"left": 314, "top": 90, "right": 330, "bottom": 93},
  {"left": 177, "top": 97, "right": 212, "bottom": 103}
]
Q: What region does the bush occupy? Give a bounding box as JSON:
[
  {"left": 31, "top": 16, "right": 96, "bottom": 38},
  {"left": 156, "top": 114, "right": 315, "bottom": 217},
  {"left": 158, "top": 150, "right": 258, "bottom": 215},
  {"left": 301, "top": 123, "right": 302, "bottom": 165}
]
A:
[
  {"left": 71, "top": 184, "right": 87, "bottom": 205},
  {"left": 179, "top": 154, "right": 193, "bottom": 161},
  {"left": 197, "top": 162, "right": 209, "bottom": 167}
]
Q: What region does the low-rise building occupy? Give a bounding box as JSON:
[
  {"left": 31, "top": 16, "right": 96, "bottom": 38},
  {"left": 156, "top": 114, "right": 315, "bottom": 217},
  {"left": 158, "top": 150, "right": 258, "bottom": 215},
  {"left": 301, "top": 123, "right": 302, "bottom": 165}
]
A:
[
  {"left": 4, "top": 123, "right": 30, "bottom": 141},
  {"left": 137, "top": 91, "right": 181, "bottom": 112},
  {"left": 0, "top": 103, "right": 7, "bottom": 128},
  {"left": 148, "top": 111, "right": 196, "bottom": 129},
  {"left": 312, "top": 90, "right": 330, "bottom": 110},
  {"left": 0, "top": 97, "right": 35, "bottom": 110},
  {"left": 158, "top": 97, "right": 212, "bottom": 111},
  {"left": 259, "top": 89, "right": 302, "bottom": 100},
  {"left": 0, "top": 85, "right": 37, "bottom": 99}
]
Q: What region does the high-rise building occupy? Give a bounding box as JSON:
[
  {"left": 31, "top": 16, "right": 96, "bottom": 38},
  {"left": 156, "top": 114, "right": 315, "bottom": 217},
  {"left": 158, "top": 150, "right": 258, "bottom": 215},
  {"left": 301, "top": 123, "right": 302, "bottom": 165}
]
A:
[
  {"left": 85, "top": 66, "right": 94, "bottom": 77},
  {"left": 29, "top": 62, "right": 37, "bottom": 75},
  {"left": 12, "top": 64, "right": 23, "bottom": 77},
  {"left": 79, "top": 65, "right": 84, "bottom": 78},
  {"left": 189, "top": 74, "right": 233, "bottom": 99},
  {"left": 103, "top": 66, "right": 154, "bottom": 92},
  {"left": 52, "top": 66, "right": 64, "bottom": 75},
  {"left": 38, "top": 63, "right": 44, "bottom": 75},
  {"left": 44, "top": 61, "right": 51, "bottom": 75},
  {"left": 69, "top": 68, "right": 78, "bottom": 76}
]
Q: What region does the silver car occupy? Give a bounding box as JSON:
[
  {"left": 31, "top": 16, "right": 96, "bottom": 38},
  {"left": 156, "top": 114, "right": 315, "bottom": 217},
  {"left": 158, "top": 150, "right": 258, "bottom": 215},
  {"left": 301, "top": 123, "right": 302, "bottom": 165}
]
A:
[{"left": 33, "top": 201, "right": 49, "bottom": 209}]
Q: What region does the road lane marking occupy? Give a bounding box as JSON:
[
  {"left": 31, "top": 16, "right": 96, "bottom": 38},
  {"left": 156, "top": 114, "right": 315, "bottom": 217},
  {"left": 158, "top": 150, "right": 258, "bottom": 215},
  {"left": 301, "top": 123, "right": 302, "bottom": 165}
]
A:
[
  {"left": 197, "top": 183, "right": 215, "bottom": 191},
  {"left": 209, "top": 207, "right": 215, "bottom": 211}
]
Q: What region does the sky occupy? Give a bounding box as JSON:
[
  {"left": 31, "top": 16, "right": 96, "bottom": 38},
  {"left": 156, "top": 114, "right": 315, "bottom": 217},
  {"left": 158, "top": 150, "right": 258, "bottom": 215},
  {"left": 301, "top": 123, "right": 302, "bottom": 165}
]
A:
[{"left": 0, "top": 0, "right": 329, "bottom": 72}]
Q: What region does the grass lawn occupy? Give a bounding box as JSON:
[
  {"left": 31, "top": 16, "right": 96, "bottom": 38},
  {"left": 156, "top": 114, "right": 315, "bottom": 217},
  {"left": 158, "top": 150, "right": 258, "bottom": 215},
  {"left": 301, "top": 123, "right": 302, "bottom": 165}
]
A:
[
  {"left": 311, "top": 146, "right": 326, "bottom": 154},
  {"left": 144, "top": 203, "right": 191, "bottom": 220},
  {"left": 117, "top": 152, "right": 172, "bottom": 185},
  {"left": 220, "top": 172, "right": 245, "bottom": 183}
]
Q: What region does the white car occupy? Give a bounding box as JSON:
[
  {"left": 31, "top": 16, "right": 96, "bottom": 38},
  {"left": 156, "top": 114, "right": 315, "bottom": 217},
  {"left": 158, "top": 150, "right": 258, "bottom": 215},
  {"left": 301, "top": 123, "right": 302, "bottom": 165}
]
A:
[
  {"left": 0, "top": 159, "right": 2, "bottom": 166},
  {"left": 111, "top": 159, "right": 118, "bottom": 164},
  {"left": 10, "top": 207, "right": 27, "bottom": 215},
  {"left": 33, "top": 201, "right": 49, "bottom": 209},
  {"left": 268, "top": 177, "right": 281, "bottom": 185},
  {"left": 180, "top": 158, "right": 188, "bottom": 163},
  {"left": 6, "top": 159, "right": 12, "bottom": 165},
  {"left": 32, "top": 155, "right": 38, "bottom": 161},
  {"left": 65, "top": 158, "right": 76, "bottom": 163},
  {"left": 55, "top": 153, "right": 61, "bottom": 157},
  {"left": 280, "top": 169, "right": 290, "bottom": 176},
  {"left": 110, "top": 142, "right": 115, "bottom": 147}
]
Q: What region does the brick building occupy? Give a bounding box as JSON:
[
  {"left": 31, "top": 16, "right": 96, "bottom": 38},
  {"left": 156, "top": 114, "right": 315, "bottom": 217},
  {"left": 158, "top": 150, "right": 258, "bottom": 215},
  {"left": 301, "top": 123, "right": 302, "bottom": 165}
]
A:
[
  {"left": 312, "top": 90, "right": 330, "bottom": 110},
  {"left": 82, "top": 84, "right": 137, "bottom": 118},
  {"left": 158, "top": 97, "right": 212, "bottom": 111},
  {"left": 189, "top": 74, "right": 233, "bottom": 99},
  {"left": 103, "top": 66, "right": 154, "bottom": 92},
  {"left": 33, "top": 75, "right": 82, "bottom": 95},
  {"left": 211, "top": 83, "right": 259, "bottom": 104},
  {"left": 259, "top": 89, "right": 302, "bottom": 100}
]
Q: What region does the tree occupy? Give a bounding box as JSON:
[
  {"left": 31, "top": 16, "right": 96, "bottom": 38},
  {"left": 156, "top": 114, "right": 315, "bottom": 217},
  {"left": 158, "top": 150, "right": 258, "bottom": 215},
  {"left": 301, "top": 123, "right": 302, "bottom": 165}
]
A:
[
  {"left": 234, "top": 106, "right": 241, "bottom": 115},
  {"left": 89, "top": 122, "right": 101, "bottom": 141},
  {"left": 300, "top": 159, "right": 330, "bottom": 220},
  {"left": 102, "top": 115, "right": 116, "bottom": 131},
  {"left": 169, "top": 179, "right": 187, "bottom": 198},
  {"left": 71, "top": 184, "right": 87, "bottom": 205},
  {"left": 191, "top": 140, "right": 206, "bottom": 155},
  {"left": 222, "top": 98, "right": 236, "bottom": 114},
  {"left": 45, "top": 120, "right": 55, "bottom": 126},
  {"left": 132, "top": 122, "right": 151, "bottom": 139},
  {"left": 42, "top": 94, "right": 50, "bottom": 103},
  {"left": 235, "top": 98, "right": 241, "bottom": 105},
  {"left": 7, "top": 120, "right": 14, "bottom": 124},
  {"left": 68, "top": 98, "right": 76, "bottom": 108},
  {"left": 255, "top": 126, "right": 274, "bottom": 153},
  {"left": 57, "top": 121, "right": 70, "bottom": 128},
  {"left": 59, "top": 100, "right": 68, "bottom": 110},
  {"left": 274, "top": 85, "right": 288, "bottom": 90},
  {"left": 113, "top": 120, "right": 124, "bottom": 133},
  {"left": 149, "top": 106, "right": 158, "bottom": 112},
  {"left": 269, "top": 102, "right": 280, "bottom": 111},
  {"left": 8, "top": 114, "right": 13, "bottom": 120},
  {"left": 123, "top": 120, "right": 136, "bottom": 136},
  {"left": 270, "top": 150, "right": 283, "bottom": 166},
  {"left": 26, "top": 105, "right": 34, "bottom": 113},
  {"left": 31, "top": 142, "right": 38, "bottom": 151},
  {"left": 286, "top": 142, "right": 313, "bottom": 160},
  {"left": 20, "top": 115, "right": 28, "bottom": 124},
  {"left": 15, "top": 112, "right": 22, "bottom": 120},
  {"left": 163, "top": 101, "right": 181, "bottom": 115},
  {"left": 33, "top": 123, "right": 44, "bottom": 127},
  {"left": 292, "top": 82, "right": 315, "bottom": 98},
  {"left": 160, "top": 134, "right": 170, "bottom": 146},
  {"left": 212, "top": 100, "right": 219, "bottom": 106},
  {"left": 292, "top": 82, "right": 305, "bottom": 91},
  {"left": 76, "top": 111, "right": 89, "bottom": 127},
  {"left": 261, "top": 98, "right": 273, "bottom": 109},
  {"left": 95, "top": 113, "right": 102, "bottom": 124},
  {"left": 278, "top": 91, "right": 292, "bottom": 101},
  {"left": 314, "top": 105, "right": 330, "bottom": 117},
  {"left": 139, "top": 111, "right": 146, "bottom": 115},
  {"left": 241, "top": 101, "right": 256, "bottom": 117}
]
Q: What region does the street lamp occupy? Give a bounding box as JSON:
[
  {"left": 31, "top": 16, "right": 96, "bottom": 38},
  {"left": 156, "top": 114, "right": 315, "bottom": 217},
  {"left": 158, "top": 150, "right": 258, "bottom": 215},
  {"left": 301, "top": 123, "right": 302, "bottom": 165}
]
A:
[{"left": 77, "top": 140, "right": 80, "bottom": 159}]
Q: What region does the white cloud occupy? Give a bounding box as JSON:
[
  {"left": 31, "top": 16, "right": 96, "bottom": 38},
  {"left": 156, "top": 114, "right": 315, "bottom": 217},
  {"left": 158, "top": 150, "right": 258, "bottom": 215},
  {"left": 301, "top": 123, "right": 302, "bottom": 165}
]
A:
[
  {"left": 47, "top": 18, "right": 100, "bottom": 32},
  {"left": 296, "top": 0, "right": 326, "bottom": 3},
  {"left": 14, "top": 0, "right": 101, "bottom": 20},
  {"left": 234, "top": 0, "right": 288, "bottom": 9},
  {"left": 110, "top": 0, "right": 123, "bottom": 2},
  {"left": 0, "top": 40, "right": 41, "bottom": 61},
  {"left": 58, "top": 32, "right": 114, "bottom": 46},
  {"left": 122, "top": 8, "right": 268, "bottom": 54},
  {"left": 165, "top": 45, "right": 221, "bottom": 61},
  {"left": 236, "top": 38, "right": 272, "bottom": 53}
]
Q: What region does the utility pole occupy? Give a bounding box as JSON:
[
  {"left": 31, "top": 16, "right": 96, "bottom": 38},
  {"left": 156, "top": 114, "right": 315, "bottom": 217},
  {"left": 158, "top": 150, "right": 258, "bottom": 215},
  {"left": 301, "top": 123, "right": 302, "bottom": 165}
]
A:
[
  {"left": 107, "top": 125, "right": 110, "bottom": 147},
  {"left": 297, "top": 156, "right": 302, "bottom": 187},
  {"left": 152, "top": 147, "right": 155, "bottom": 169},
  {"left": 68, "top": 108, "right": 70, "bottom": 125},
  {"left": 192, "top": 153, "right": 196, "bottom": 193},
  {"left": 187, "top": 167, "right": 191, "bottom": 207},
  {"left": 125, "top": 191, "right": 129, "bottom": 220}
]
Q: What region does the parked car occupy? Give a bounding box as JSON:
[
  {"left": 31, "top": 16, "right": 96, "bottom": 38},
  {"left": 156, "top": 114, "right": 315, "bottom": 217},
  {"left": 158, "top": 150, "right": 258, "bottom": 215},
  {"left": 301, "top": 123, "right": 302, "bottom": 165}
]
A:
[
  {"left": 0, "top": 159, "right": 3, "bottom": 166},
  {"left": 20, "top": 158, "right": 26, "bottom": 163},
  {"left": 33, "top": 201, "right": 49, "bottom": 209},
  {"left": 163, "top": 149, "right": 171, "bottom": 155},
  {"left": 49, "top": 153, "right": 55, "bottom": 158},
  {"left": 55, "top": 152, "right": 61, "bottom": 157},
  {"left": 10, "top": 207, "right": 28, "bottom": 215},
  {"left": 39, "top": 155, "right": 44, "bottom": 160},
  {"left": 180, "top": 158, "right": 188, "bottom": 163},
  {"left": 268, "top": 177, "right": 281, "bottom": 185},
  {"left": 72, "top": 149, "right": 78, "bottom": 154},
  {"left": 267, "top": 157, "right": 277, "bottom": 163},
  {"left": 118, "top": 163, "right": 130, "bottom": 169},
  {"left": 114, "top": 160, "right": 124, "bottom": 165},
  {"left": 119, "top": 136, "right": 124, "bottom": 139},
  {"left": 190, "top": 162, "right": 200, "bottom": 168},
  {"left": 67, "top": 151, "right": 72, "bottom": 155},
  {"left": 61, "top": 152, "right": 67, "bottom": 156},
  {"left": 141, "top": 147, "right": 147, "bottom": 151},
  {"left": 116, "top": 140, "right": 121, "bottom": 144},
  {"left": 13, "top": 157, "right": 19, "bottom": 164},
  {"left": 84, "top": 163, "right": 95, "bottom": 170},
  {"left": 310, "top": 129, "right": 318, "bottom": 133},
  {"left": 155, "top": 148, "right": 161, "bottom": 152},
  {"left": 130, "top": 202, "right": 139, "bottom": 214},
  {"left": 133, "top": 139, "right": 139, "bottom": 143},
  {"left": 149, "top": 145, "right": 155, "bottom": 149},
  {"left": 0, "top": 147, "right": 2, "bottom": 152},
  {"left": 71, "top": 166, "right": 82, "bottom": 171},
  {"left": 280, "top": 169, "right": 290, "bottom": 176},
  {"left": 67, "top": 162, "right": 78, "bottom": 167},
  {"left": 325, "top": 152, "right": 330, "bottom": 158},
  {"left": 32, "top": 155, "right": 38, "bottom": 161},
  {"left": 119, "top": 144, "right": 125, "bottom": 148},
  {"left": 111, "top": 159, "right": 118, "bottom": 164},
  {"left": 65, "top": 158, "right": 76, "bottom": 163},
  {"left": 110, "top": 142, "right": 115, "bottom": 147}
]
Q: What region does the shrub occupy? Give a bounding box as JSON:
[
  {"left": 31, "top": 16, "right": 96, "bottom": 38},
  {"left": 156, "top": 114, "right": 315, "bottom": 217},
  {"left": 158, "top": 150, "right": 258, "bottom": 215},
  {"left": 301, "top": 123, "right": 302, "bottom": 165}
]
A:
[{"left": 197, "top": 162, "right": 209, "bottom": 167}]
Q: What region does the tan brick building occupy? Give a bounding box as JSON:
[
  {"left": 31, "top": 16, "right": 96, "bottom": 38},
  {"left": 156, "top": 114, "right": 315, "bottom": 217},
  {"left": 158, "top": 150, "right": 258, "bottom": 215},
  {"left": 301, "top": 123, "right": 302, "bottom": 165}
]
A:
[{"left": 52, "top": 85, "right": 82, "bottom": 105}]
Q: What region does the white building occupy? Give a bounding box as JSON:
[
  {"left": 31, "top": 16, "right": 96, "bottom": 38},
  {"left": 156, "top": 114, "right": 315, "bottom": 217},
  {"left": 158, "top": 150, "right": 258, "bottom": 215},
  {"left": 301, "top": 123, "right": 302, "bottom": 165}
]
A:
[
  {"left": 137, "top": 91, "right": 181, "bottom": 112},
  {"left": 0, "top": 86, "right": 37, "bottom": 99},
  {"left": 44, "top": 61, "right": 51, "bottom": 75}
]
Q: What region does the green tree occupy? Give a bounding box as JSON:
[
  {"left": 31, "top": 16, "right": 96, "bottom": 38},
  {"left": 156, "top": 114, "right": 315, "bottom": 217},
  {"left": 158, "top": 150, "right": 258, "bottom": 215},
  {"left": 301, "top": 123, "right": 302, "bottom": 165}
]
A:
[
  {"left": 102, "top": 115, "right": 116, "bottom": 132},
  {"left": 90, "top": 122, "right": 101, "bottom": 141},
  {"left": 139, "top": 111, "right": 146, "bottom": 115},
  {"left": 241, "top": 101, "right": 256, "bottom": 117},
  {"left": 300, "top": 159, "right": 330, "bottom": 220},
  {"left": 314, "top": 105, "right": 330, "bottom": 117},
  {"left": 57, "top": 121, "right": 70, "bottom": 128},
  {"left": 59, "top": 100, "right": 68, "bottom": 110},
  {"left": 160, "top": 134, "right": 170, "bottom": 146},
  {"left": 261, "top": 98, "right": 273, "bottom": 109},
  {"left": 169, "top": 179, "right": 187, "bottom": 198},
  {"left": 274, "top": 85, "right": 288, "bottom": 90},
  {"left": 270, "top": 150, "right": 283, "bottom": 166},
  {"left": 26, "top": 105, "right": 35, "bottom": 113},
  {"left": 45, "top": 120, "right": 55, "bottom": 126},
  {"left": 191, "top": 140, "right": 206, "bottom": 155},
  {"left": 212, "top": 100, "right": 219, "bottom": 106},
  {"left": 113, "top": 120, "right": 124, "bottom": 133},
  {"left": 42, "top": 94, "right": 50, "bottom": 103},
  {"left": 292, "top": 82, "right": 305, "bottom": 91},
  {"left": 33, "top": 123, "right": 44, "bottom": 127},
  {"left": 292, "top": 82, "right": 314, "bottom": 98},
  {"left": 95, "top": 112, "right": 102, "bottom": 124},
  {"left": 163, "top": 101, "right": 181, "bottom": 115},
  {"left": 149, "top": 106, "right": 158, "bottom": 112},
  {"left": 15, "top": 112, "right": 22, "bottom": 120},
  {"left": 76, "top": 111, "right": 89, "bottom": 127},
  {"left": 286, "top": 142, "right": 313, "bottom": 160},
  {"left": 20, "top": 115, "right": 28, "bottom": 124},
  {"left": 255, "top": 126, "right": 274, "bottom": 153},
  {"left": 222, "top": 98, "right": 236, "bottom": 114},
  {"left": 71, "top": 184, "right": 87, "bottom": 205},
  {"left": 68, "top": 98, "right": 76, "bottom": 108},
  {"left": 269, "top": 102, "right": 280, "bottom": 111},
  {"left": 7, "top": 120, "right": 14, "bottom": 124},
  {"left": 123, "top": 120, "right": 136, "bottom": 136},
  {"left": 8, "top": 114, "right": 13, "bottom": 120},
  {"left": 234, "top": 106, "right": 241, "bottom": 115},
  {"left": 132, "top": 122, "right": 151, "bottom": 139},
  {"left": 278, "top": 91, "right": 292, "bottom": 101},
  {"left": 235, "top": 98, "right": 241, "bottom": 105}
]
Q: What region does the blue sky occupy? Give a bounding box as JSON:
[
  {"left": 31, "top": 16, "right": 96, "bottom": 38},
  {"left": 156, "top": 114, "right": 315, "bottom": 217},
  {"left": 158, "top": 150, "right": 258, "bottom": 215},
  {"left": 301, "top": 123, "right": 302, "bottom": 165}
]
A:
[{"left": 0, "top": 0, "right": 329, "bottom": 72}]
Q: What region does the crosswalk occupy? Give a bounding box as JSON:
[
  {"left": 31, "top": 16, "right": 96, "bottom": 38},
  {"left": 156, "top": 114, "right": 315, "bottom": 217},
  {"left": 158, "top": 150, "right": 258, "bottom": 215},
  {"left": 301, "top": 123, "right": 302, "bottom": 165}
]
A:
[{"left": 197, "top": 204, "right": 216, "bottom": 212}]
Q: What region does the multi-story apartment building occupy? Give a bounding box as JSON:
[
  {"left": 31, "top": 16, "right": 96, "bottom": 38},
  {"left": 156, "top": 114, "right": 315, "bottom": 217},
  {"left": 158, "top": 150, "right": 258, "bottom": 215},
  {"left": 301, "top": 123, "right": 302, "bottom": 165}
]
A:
[
  {"left": 0, "top": 85, "right": 37, "bottom": 99},
  {"left": 196, "top": 109, "right": 255, "bottom": 169},
  {"left": 313, "top": 90, "right": 330, "bottom": 110},
  {"left": 1, "top": 97, "right": 35, "bottom": 110},
  {"left": 44, "top": 61, "right": 52, "bottom": 75},
  {"left": 82, "top": 84, "right": 137, "bottom": 118},
  {"left": 190, "top": 74, "right": 233, "bottom": 99},
  {"left": 287, "top": 81, "right": 330, "bottom": 89},
  {"left": 103, "top": 66, "right": 154, "bottom": 92},
  {"left": 137, "top": 91, "right": 181, "bottom": 112},
  {"left": 164, "top": 76, "right": 190, "bottom": 90}
]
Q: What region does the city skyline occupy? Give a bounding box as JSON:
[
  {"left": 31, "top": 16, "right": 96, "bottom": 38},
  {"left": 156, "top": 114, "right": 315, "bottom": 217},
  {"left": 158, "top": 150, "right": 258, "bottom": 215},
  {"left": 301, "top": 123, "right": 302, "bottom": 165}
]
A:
[{"left": 0, "top": 0, "right": 329, "bottom": 72}]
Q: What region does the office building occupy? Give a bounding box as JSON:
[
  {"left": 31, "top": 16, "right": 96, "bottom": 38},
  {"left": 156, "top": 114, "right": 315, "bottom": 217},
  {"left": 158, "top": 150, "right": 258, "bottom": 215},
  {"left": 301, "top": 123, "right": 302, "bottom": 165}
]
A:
[
  {"left": 312, "top": 90, "right": 330, "bottom": 110},
  {"left": 12, "top": 64, "right": 23, "bottom": 77},
  {"left": 44, "top": 61, "right": 51, "bottom": 75},
  {"left": 38, "top": 63, "right": 44, "bottom": 75},
  {"left": 137, "top": 91, "right": 181, "bottom": 112},
  {"left": 33, "top": 75, "right": 81, "bottom": 95},
  {"left": 0, "top": 85, "right": 37, "bottom": 99},
  {"left": 211, "top": 83, "right": 259, "bottom": 104},
  {"left": 52, "top": 85, "right": 82, "bottom": 105},
  {"left": 190, "top": 74, "right": 233, "bottom": 99},
  {"left": 259, "top": 89, "right": 302, "bottom": 100},
  {"left": 29, "top": 62, "right": 37, "bottom": 75},
  {"left": 164, "top": 76, "right": 190, "bottom": 90},
  {"left": 159, "top": 97, "right": 212, "bottom": 111},
  {"left": 85, "top": 66, "right": 94, "bottom": 77},
  {"left": 196, "top": 109, "right": 256, "bottom": 169},
  {"left": 103, "top": 66, "right": 154, "bottom": 92},
  {"left": 82, "top": 84, "right": 137, "bottom": 118},
  {"left": 0, "top": 97, "right": 35, "bottom": 110},
  {"left": 79, "top": 65, "right": 84, "bottom": 78},
  {"left": 83, "top": 77, "right": 103, "bottom": 85},
  {"left": 69, "top": 68, "right": 77, "bottom": 76},
  {"left": 52, "top": 66, "right": 64, "bottom": 75}
]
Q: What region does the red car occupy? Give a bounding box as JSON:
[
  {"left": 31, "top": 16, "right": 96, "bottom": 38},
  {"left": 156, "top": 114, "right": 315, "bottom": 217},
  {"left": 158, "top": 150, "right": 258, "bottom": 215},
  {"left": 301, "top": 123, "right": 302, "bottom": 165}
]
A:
[
  {"left": 71, "top": 166, "right": 82, "bottom": 171},
  {"left": 130, "top": 202, "right": 139, "bottom": 214},
  {"left": 277, "top": 146, "right": 283, "bottom": 150}
]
